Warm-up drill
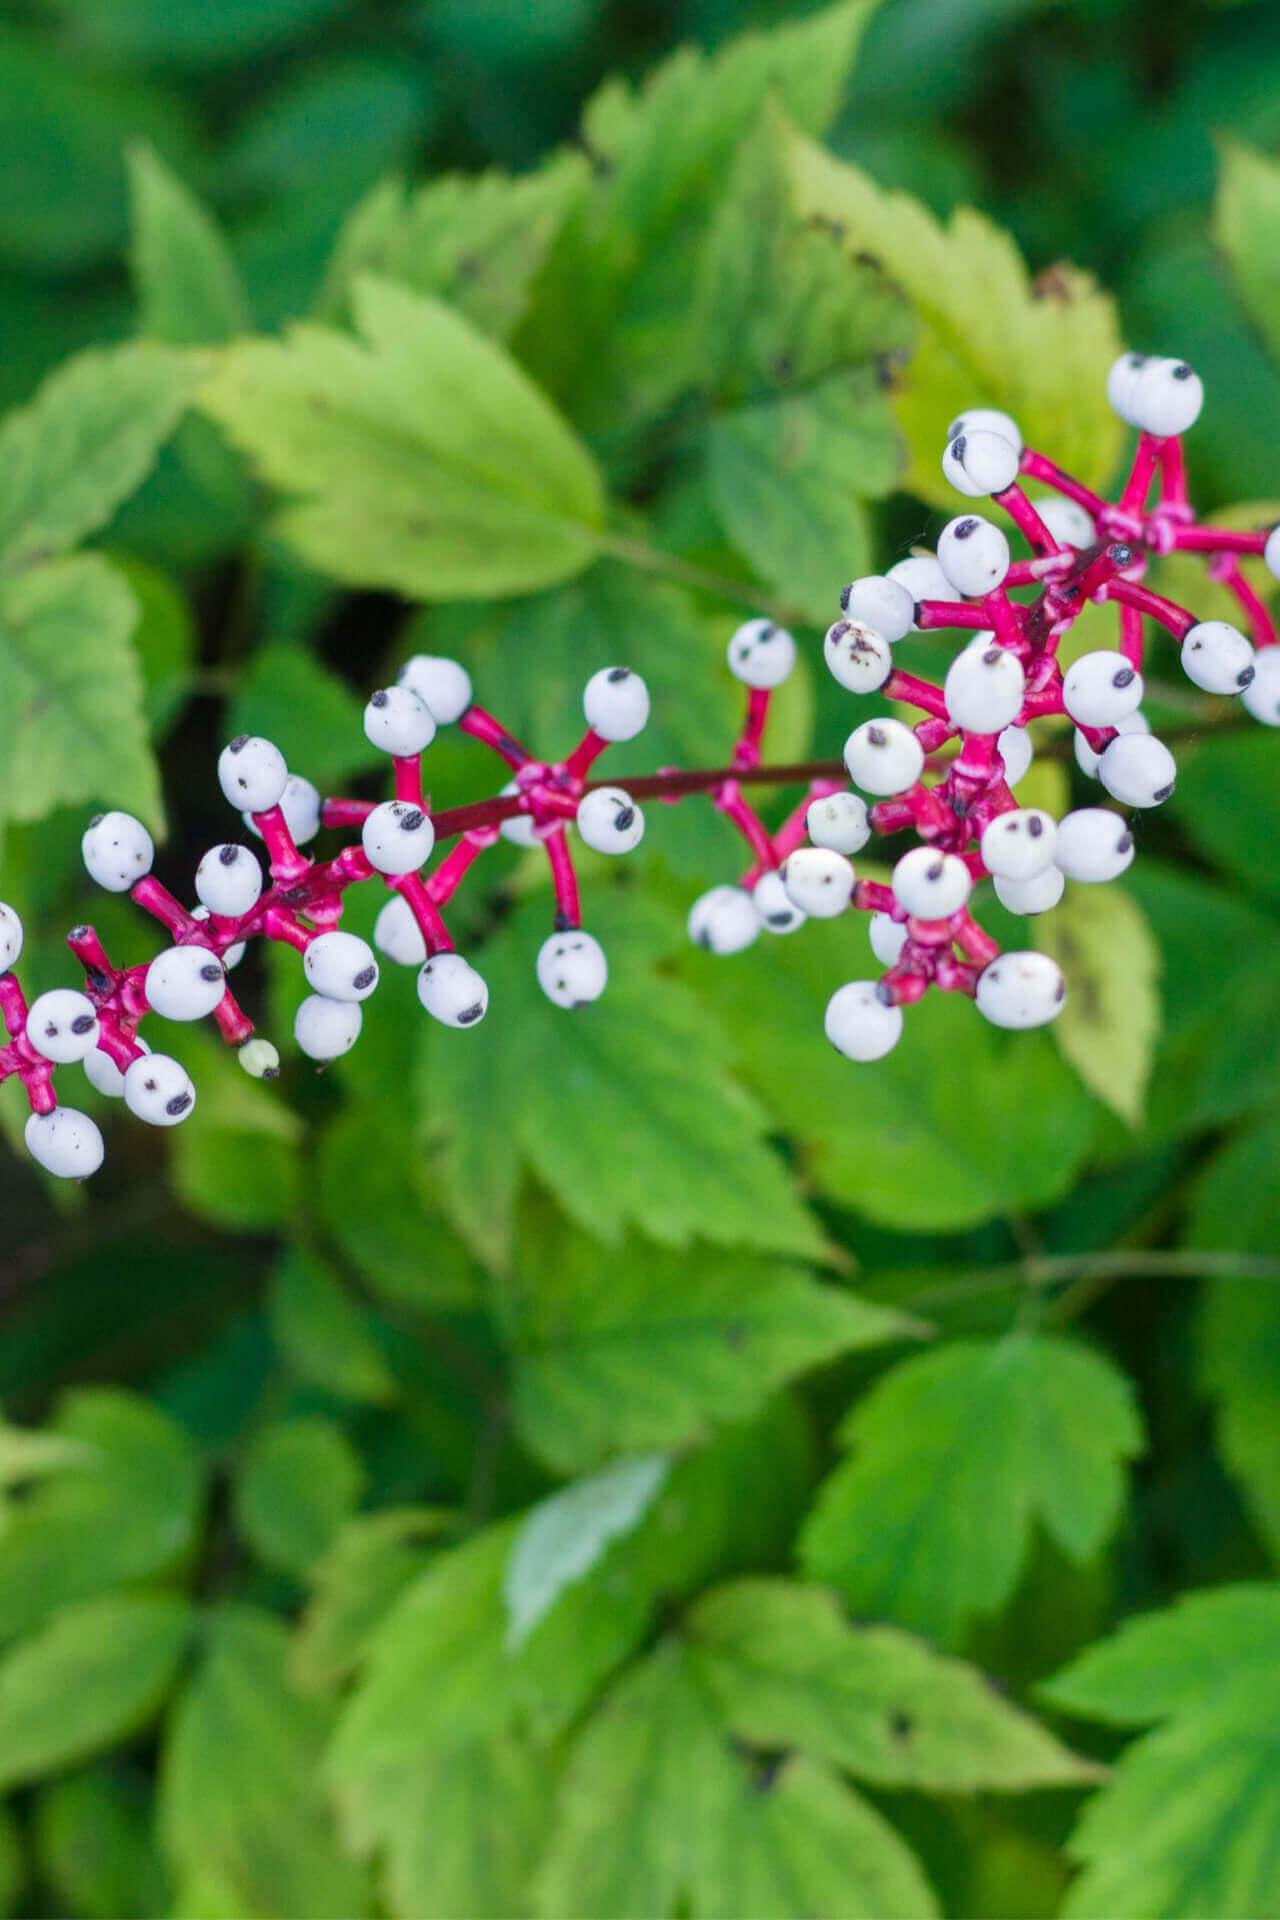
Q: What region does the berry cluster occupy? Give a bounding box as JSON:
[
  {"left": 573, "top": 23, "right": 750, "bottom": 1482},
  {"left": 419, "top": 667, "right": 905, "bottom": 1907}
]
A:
[{"left": 1, "top": 353, "right": 1276, "bottom": 1178}]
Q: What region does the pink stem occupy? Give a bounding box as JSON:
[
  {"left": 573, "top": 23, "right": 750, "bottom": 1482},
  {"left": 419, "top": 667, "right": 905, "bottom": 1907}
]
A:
[
  {"left": 1019, "top": 449, "right": 1107, "bottom": 516},
  {"left": 131, "top": 876, "right": 198, "bottom": 941},
  {"left": 734, "top": 689, "right": 771, "bottom": 770},
  {"left": 1102, "top": 577, "right": 1197, "bottom": 641},
  {"left": 393, "top": 758, "right": 425, "bottom": 809},
  {"left": 1211, "top": 555, "right": 1279, "bottom": 649},
  {"left": 322, "top": 797, "right": 376, "bottom": 829},
  {"left": 995, "top": 482, "right": 1060, "bottom": 555},
  {"left": 1118, "top": 601, "right": 1145, "bottom": 669},
  {"left": 885, "top": 670, "right": 949, "bottom": 721},
  {"left": 1119, "top": 434, "right": 1163, "bottom": 517},
  {"left": 914, "top": 599, "right": 991, "bottom": 632},
  {"left": 427, "top": 836, "right": 490, "bottom": 905},
  {"left": 563, "top": 729, "right": 610, "bottom": 781},
  {"left": 459, "top": 706, "right": 530, "bottom": 769},
  {"left": 390, "top": 872, "right": 453, "bottom": 954},
  {"left": 252, "top": 805, "right": 311, "bottom": 885},
  {"left": 1170, "top": 526, "right": 1268, "bottom": 556},
  {"left": 544, "top": 827, "right": 581, "bottom": 929},
  {"left": 715, "top": 784, "right": 777, "bottom": 869}
]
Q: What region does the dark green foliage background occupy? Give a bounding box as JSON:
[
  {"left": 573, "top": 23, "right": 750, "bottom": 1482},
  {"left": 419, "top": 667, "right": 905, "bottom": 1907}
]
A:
[{"left": 1, "top": 1, "right": 1280, "bottom": 1915}]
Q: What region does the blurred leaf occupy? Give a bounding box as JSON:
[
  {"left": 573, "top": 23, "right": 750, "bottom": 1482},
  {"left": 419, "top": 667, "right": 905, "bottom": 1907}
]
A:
[
  {"left": 785, "top": 128, "right": 1123, "bottom": 506},
  {"left": 0, "top": 1593, "right": 191, "bottom": 1791},
  {"left": 316, "top": 1108, "right": 482, "bottom": 1309},
  {"left": 109, "top": 553, "right": 196, "bottom": 737},
  {"left": 0, "top": 1807, "right": 21, "bottom": 1919},
  {"left": 687, "top": 1578, "right": 1101, "bottom": 1791},
  {"left": 419, "top": 893, "right": 822, "bottom": 1269},
  {"left": 293, "top": 1510, "right": 447, "bottom": 1694},
  {"left": 322, "top": 157, "right": 585, "bottom": 341},
  {"left": 504, "top": 1455, "right": 669, "bottom": 1648},
  {"left": 1198, "top": 1273, "right": 1280, "bottom": 1561},
  {"left": 0, "top": 1421, "right": 92, "bottom": 1486},
  {"left": 201, "top": 277, "right": 606, "bottom": 599},
  {"left": 268, "top": 1248, "right": 396, "bottom": 1405},
  {"left": 1036, "top": 882, "right": 1161, "bottom": 1125},
  {"left": 536, "top": 1636, "right": 939, "bottom": 1920},
  {"left": 129, "top": 144, "right": 247, "bottom": 347},
  {"left": 1043, "top": 1586, "right": 1280, "bottom": 1918},
  {"left": 1171, "top": 728, "right": 1280, "bottom": 909},
  {"left": 0, "top": 1390, "right": 203, "bottom": 1644},
  {"left": 426, "top": 0, "right": 603, "bottom": 61},
  {"left": 45, "top": 0, "right": 351, "bottom": 66},
  {"left": 36, "top": 1768, "right": 168, "bottom": 1920},
  {"left": 801, "top": 1335, "right": 1142, "bottom": 1647},
  {"left": 170, "top": 1033, "right": 302, "bottom": 1232},
  {"left": 222, "top": 58, "right": 425, "bottom": 203},
  {"left": 159, "top": 1606, "right": 370, "bottom": 1919},
  {"left": 235, "top": 1417, "right": 365, "bottom": 1577},
  {"left": 1214, "top": 139, "right": 1280, "bottom": 358},
  {"left": 227, "top": 643, "right": 380, "bottom": 789},
  {"left": 500, "top": 1228, "right": 918, "bottom": 1473},
  {"left": 0, "top": 341, "right": 197, "bottom": 570}
]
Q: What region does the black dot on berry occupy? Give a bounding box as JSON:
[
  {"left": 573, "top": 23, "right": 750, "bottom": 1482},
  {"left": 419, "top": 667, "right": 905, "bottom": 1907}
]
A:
[
  {"left": 1117, "top": 832, "right": 1133, "bottom": 853},
  {"left": 1055, "top": 979, "right": 1066, "bottom": 1001},
  {"left": 1028, "top": 817, "right": 1044, "bottom": 837},
  {"left": 353, "top": 966, "right": 377, "bottom": 991},
  {"left": 955, "top": 517, "right": 980, "bottom": 540},
  {"left": 458, "top": 1004, "right": 484, "bottom": 1025},
  {"left": 868, "top": 726, "right": 886, "bottom": 745},
  {"left": 144, "top": 1078, "right": 158, "bottom": 1092},
  {"left": 71, "top": 1015, "right": 94, "bottom": 1035},
  {"left": 1109, "top": 543, "right": 1133, "bottom": 566},
  {"left": 89, "top": 814, "right": 104, "bottom": 828},
  {"left": 1154, "top": 782, "right": 1174, "bottom": 802},
  {"left": 875, "top": 982, "right": 896, "bottom": 1007},
  {"left": 951, "top": 434, "right": 967, "bottom": 462},
  {"left": 43, "top": 1023, "right": 57, "bottom": 1037},
  {"left": 199, "top": 964, "right": 223, "bottom": 983},
  {"left": 1238, "top": 666, "right": 1256, "bottom": 687},
  {"left": 166, "top": 1093, "right": 192, "bottom": 1117},
  {"left": 370, "top": 690, "right": 389, "bottom": 708},
  {"left": 219, "top": 845, "right": 238, "bottom": 865},
  {"left": 616, "top": 807, "right": 635, "bottom": 831},
  {"left": 1114, "top": 667, "right": 1135, "bottom": 687},
  {"left": 759, "top": 623, "right": 778, "bottom": 640},
  {"left": 228, "top": 735, "right": 249, "bottom": 753},
  {"left": 926, "top": 859, "right": 943, "bottom": 880},
  {"left": 400, "top": 809, "right": 425, "bottom": 831},
  {"left": 553, "top": 910, "right": 573, "bottom": 933},
  {"left": 1173, "top": 363, "right": 1192, "bottom": 381},
  {"left": 607, "top": 667, "right": 630, "bottom": 683},
  {"left": 983, "top": 647, "right": 1002, "bottom": 665}
]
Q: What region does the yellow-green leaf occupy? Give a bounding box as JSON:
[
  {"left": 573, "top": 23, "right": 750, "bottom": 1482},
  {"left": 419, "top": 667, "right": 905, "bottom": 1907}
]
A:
[{"left": 1037, "top": 883, "right": 1161, "bottom": 1125}]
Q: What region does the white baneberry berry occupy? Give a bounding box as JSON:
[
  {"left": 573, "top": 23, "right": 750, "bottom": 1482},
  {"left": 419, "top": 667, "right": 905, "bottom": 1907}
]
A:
[
  {"left": 244, "top": 773, "right": 321, "bottom": 846},
  {"left": 238, "top": 1038, "right": 280, "bottom": 1080},
  {"left": 976, "top": 951, "right": 1066, "bottom": 1029},
  {"left": 397, "top": 654, "right": 473, "bottom": 725},
  {"left": 417, "top": 952, "right": 489, "bottom": 1028},
  {"left": 84, "top": 1036, "right": 149, "bottom": 1099},
  {"left": 498, "top": 782, "right": 539, "bottom": 848},
  {"left": 892, "top": 847, "right": 971, "bottom": 920},
  {"left": 887, "top": 552, "right": 952, "bottom": 614},
  {"left": 998, "top": 724, "right": 1033, "bottom": 787},
  {"left": 26, "top": 990, "right": 99, "bottom": 1064},
  {"left": 81, "top": 812, "right": 154, "bottom": 893},
  {"left": 1037, "top": 497, "right": 1096, "bottom": 549},
  {"left": 1106, "top": 351, "right": 1148, "bottom": 426},
  {"left": 824, "top": 619, "right": 892, "bottom": 694},
  {"left": 780, "top": 847, "right": 854, "bottom": 919},
  {"left": 0, "top": 902, "right": 22, "bottom": 972},
  {"left": 938, "top": 514, "right": 1011, "bottom": 597},
  {"left": 942, "top": 426, "right": 1020, "bottom": 498},
  {"left": 947, "top": 407, "right": 1024, "bottom": 455},
  {"left": 123, "top": 1052, "right": 196, "bottom": 1127},
  {"left": 687, "top": 885, "right": 759, "bottom": 956},
  {"left": 994, "top": 866, "right": 1065, "bottom": 915},
  {"left": 1265, "top": 526, "right": 1280, "bottom": 583},
  {"left": 1062, "top": 650, "right": 1144, "bottom": 727},
  {"left": 576, "top": 787, "right": 644, "bottom": 856},
  {"left": 195, "top": 844, "right": 264, "bottom": 919},
  {"left": 727, "top": 618, "right": 796, "bottom": 689},
  {"left": 218, "top": 735, "right": 288, "bottom": 814},
  {"left": 1054, "top": 808, "right": 1135, "bottom": 883},
  {"left": 944, "top": 638, "right": 1025, "bottom": 733},
  {"left": 25, "top": 1107, "right": 104, "bottom": 1180},
  {"left": 1130, "top": 356, "right": 1204, "bottom": 437},
  {"left": 536, "top": 930, "right": 608, "bottom": 1008},
  {"left": 981, "top": 808, "right": 1057, "bottom": 881},
  {"left": 583, "top": 667, "right": 650, "bottom": 742},
  {"left": 869, "top": 912, "right": 908, "bottom": 967},
  {"left": 1074, "top": 710, "right": 1148, "bottom": 778},
  {"left": 1242, "top": 647, "right": 1280, "bottom": 726},
  {"left": 374, "top": 894, "right": 428, "bottom": 966},
  {"left": 752, "top": 869, "right": 806, "bottom": 935},
  {"left": 361, "top": 801, "right": 435, "bottom": 876},
  {"left": 303, "top": 931, "right": 379, "bottom": 1003},
  {"left": 146, "top": 946, "right": 228, "bottom": 1022},
  {"left": 190, "top": 907, "right": 245, "bottom": 970},
  {"left": 295, "top": 994, "right": 362, "bottom": 1061},
  {"left": 1180, "top": 620, "right": 1255, "bottom": 695},
  {"left": 844, "top": 717, "right": 924, "bottom": 795},
  {"left": 363, "top": 686, "right": 436, "bottom": 758},
  {"left": 807, "top": 790, "right": 871, "bottom": 855},
  {"left": 1098, "top": 732, "right": 1177, "bottom": 807},
  {"left": 839, "top": 575, "right": 914, "bottom": 643},
  {"left": 825, "top": 981, "right": 903, "bottom": 1062}
]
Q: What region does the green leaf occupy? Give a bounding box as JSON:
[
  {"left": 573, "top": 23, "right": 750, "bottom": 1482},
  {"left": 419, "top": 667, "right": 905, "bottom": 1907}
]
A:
[
  {"left": 504, "top": 1455, "right": 669, "bottom": 1648},
  {"left": 1214, "top": 140, "right": 1280, "bottom": 360},
  {"left": 128, "top": 144, "right": 247, "bottom": 347},
  {"left": 228, "top": 641, "right": 380, "bottom": 792},
  {"left": 110, "top": 553, "right": 197, "bottom": 737},
  {"left": 235, "top": 1418, "right": 365, "bottom": 1577},
  {"left": 1170, "top": 728, "right": 1280, "bottom": 910},
  {"left": 315, "top": 1108, "right": 482, "bottom": 1309},
  {"left": 1197, "top": 1264, "right": 1280, "bottom": 1559},
  {"left": 268, "top": 1248, "right": 396, "bottom": 1406},
  {"left": 0, "top": 1592, "right": 191, "bottom": 1791},
  {"left": 170, "top": 1031, "right": 302, "bottom": 1232},
  {"left": 687, "top": 917, "right": 1096, "bottom": 1232},
  {"left": 159, "top": 1606, "right": 370, "bottom": 1920},
  {"left": 535, "top": 1638, "right": 939, "bottom": 1920},
  {"left": 784, "top": 128, "right": 1123, "bottom": 507},
  {"left": 501, "top": 1227, "right": 918, "bottom": 1473},
  {"left": 0, "top": 342, "right": 197, "bottom": 569},
  {"left": 419, "top": 893, "right": 822, "bottom": 1269},
  {"left": 0, "top": 1390, "right": 203, "bottom": 1644},
  {"left": 1188, "top": 1114, "right": 1280, "bottom": 1258},
  {"left": 1035, "top": 882, "right": 1161, "bottom": 1125},
  {"left": 517, "top": 2, "right": 882, "bottom": 442},
  {"left": 1043, "top": 1586, "right": 1280, "bottom": 1918},
  {"left": 293, "top": 1510, "right": 447, "bottom": 1694},
  {"left": 36, "top": 1768, "right": 168, "bottom": 1920},
  {"left": 0, "top": 555, "right": 162, "bottom": 830},
  {"left": 0, "top": 1422, "right": 93, "bottom": 1487},
  {"left": 32, "top": 0, "right": 348, "bottom": 67},
  {"left": 687, "top": 1579, "right": 1100, "bottom": 1791},
  {"left": 201, "top": 277, "right": 606, "bottom": 599},
  {"left": 322, "top": 157, "right": 586, "bottom": 341},
  {"left": 800, "top": 1335, "right": 1142, "bottom": 1647}
]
